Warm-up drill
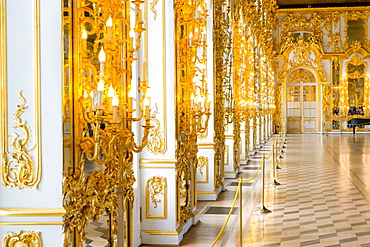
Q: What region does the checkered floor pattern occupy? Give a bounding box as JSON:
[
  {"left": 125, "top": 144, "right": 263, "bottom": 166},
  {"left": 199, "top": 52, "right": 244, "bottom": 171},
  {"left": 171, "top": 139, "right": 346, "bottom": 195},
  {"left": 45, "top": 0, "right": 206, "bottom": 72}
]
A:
[
  {"left": 85, "top": 215, "right": 109, "bottom": 247},
  {"left": 243, "top": 134, "right": 370, "bottom": 247}
]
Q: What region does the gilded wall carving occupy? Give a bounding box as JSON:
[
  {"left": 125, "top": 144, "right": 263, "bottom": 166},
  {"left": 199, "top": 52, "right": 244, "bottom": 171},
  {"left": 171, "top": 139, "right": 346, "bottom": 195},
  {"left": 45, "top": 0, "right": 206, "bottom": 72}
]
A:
[
  {"left": 280, "top": 13, "right": 324, "bottom": 54},
  {"left": 62, "top": 0, "right": 151, "bottom": 245},
  {"left": 146, "top": 118, "right": 165, "bottom": 154},
  {"left": 150, "top": 0, "right": 159, "bottom": 20},
  {"left": 2, "top": 91, "right": 40, "bottom": 189},
  {"left": 1, "top": 0, "right": 41, "bottom": 190},
  {"left": 277, "top": 7, "right": 370, "bottom": 134},
  {"left": 147, "top": 176, "right": 166, "bottom": 208},
  {"left": 197, "top": 156, "right": 208, "bottom": 176},
  {"left": 174, "top": 0, "right": 209, "bottom": 223},
  {"left": 2, "top": 230, "right": 42, "bottom": 247},
  {"left": 213, "top": 0, "right": 232, "bottom": 188},
  {"left": 146, "top": 175, "right": 167, "bottom": 219}
]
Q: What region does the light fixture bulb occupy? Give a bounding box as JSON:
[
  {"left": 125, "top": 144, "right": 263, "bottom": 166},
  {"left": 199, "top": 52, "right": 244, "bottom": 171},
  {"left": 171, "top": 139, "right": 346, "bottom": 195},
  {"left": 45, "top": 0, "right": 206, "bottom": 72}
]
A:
[
  {"left": 112, "top": 95, "right": 119, "bottom": 106},
  {"left": 99, "top": 47, "right": 106, "bottom": 62},
  {"left": 143, "top": 97, "right": 150, "bottom": 107},
  {"left": 106, "top": 16, "right": 113, "bottom": 27},
  {"left": 108, "top": 85, "right": 115, "bottom": 97},
  {"left": 82, "top": 30, "right": 88, "bottom": 39},
  {"left": 97, "top": 79, "right": 104, "bottom": 92}
]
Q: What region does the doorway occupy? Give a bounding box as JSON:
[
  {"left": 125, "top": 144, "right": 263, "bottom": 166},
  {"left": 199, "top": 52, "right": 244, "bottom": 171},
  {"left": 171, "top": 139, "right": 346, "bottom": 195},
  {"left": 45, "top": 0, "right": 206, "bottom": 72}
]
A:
[{"left": 287, "top": 69, "right": 317, "bottom": 133}]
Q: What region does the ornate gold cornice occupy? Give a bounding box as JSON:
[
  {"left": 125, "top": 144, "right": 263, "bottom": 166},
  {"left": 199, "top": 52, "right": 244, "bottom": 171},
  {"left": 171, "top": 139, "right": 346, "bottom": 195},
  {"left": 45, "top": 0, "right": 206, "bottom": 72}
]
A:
[
  {"left": 277, "top": 6, "right": 370, "bottom": 15},
  {"left": 0, "top": 207, "right": 65, "bottom": 217}
]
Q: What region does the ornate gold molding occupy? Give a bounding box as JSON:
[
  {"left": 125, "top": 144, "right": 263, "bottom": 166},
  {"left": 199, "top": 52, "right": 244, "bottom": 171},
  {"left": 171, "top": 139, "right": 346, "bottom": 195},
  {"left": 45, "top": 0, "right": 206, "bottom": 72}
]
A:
[
  {"left": 146, "top": 117, "right": 165, "bottom": 154},
  {"left": 343, "top": 10, "right": 369, "bottom": 52},
  {"left": 327, "top": 33, "right": 341, "bottom": 53},
  {"left": 197, "top": 156, "right": 208, "bottom": 176},
  {"left": 1, "top": 0, "right": 41, "bottom": 190},
  {"left": 0, "top": 207, "right": 65, "bottom": 217},
  {"left": 197, "top": 129, "right": 208, "bottom": 139},
  {"left": 2, "top": 230, "right": 42, "bottom": 247},
  {"left": 280, "top": 13, "right": 324, "bottom": 54},
  {"left": 147, "top": 176, "right": 166, "bottom": 208},
  {"left": 146, "top": 175, "right": 167, "bottom": 219},
  {"left": 2, "top": 91, "right": 40, "bottom": 189},
  {"left": 277, "top": 6, "right": 370, "bottom": 15},
  {"left": 150, "top": 0, "right": 159, "bottom": 20}
]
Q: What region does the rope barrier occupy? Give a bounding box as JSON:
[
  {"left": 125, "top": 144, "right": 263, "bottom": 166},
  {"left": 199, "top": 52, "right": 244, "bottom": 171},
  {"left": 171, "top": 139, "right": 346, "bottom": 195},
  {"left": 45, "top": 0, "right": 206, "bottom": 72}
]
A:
[
  {"left": 210, "top": 133, "right": 287, "bottom": 246},
  {"left": 210, "top": 182, "right": 241, "bottom": 247}
]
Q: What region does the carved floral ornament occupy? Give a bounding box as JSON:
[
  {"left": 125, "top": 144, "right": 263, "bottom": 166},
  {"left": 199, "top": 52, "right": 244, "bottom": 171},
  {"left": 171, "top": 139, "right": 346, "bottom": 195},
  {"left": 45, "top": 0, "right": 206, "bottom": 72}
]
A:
[
  {"left": 147, "top": 176, "right": 166, "bottom": 208},
  {"left": 145, "top": 116, "right": 166, "bottom": 154},
  {"left": 280, "top": 13, "right": 324, "bottom": 54},
  {"left": 2, "top": 231, "right": 42, "bottom": 247},
  {"left": 197, "top": 156, "right": 208, "bottom": 176},
  {"left": 2, "top": 91, "right": 39, "bottom": 189},
  {"left": 150, "top": 0, "right": 159, "bottom": 20}
]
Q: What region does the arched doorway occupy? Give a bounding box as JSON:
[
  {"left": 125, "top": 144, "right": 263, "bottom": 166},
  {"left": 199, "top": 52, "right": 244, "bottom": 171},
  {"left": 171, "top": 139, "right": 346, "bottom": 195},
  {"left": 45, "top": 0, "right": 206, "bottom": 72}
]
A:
[{"left": 286, "top": 68, "right": 317, "bottom": 133}]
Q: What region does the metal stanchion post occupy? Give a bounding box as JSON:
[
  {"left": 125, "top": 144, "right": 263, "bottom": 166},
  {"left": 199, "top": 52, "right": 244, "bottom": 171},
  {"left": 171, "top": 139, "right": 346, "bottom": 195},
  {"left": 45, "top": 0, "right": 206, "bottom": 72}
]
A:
[
  {"left": 275, "top": 140, "right": 281, "bottom": 169},
  {"left": 272, "top": 143, "right": 280, "bottom": 186},
  {"left": 239, "top": 178, "right": 242, "bottom": 247},
  {"left": 260, "top": 155, "right": 271, "bottom": 214},
  {"left": 279, "top": 135, "right": 284, "bottom": 158}
]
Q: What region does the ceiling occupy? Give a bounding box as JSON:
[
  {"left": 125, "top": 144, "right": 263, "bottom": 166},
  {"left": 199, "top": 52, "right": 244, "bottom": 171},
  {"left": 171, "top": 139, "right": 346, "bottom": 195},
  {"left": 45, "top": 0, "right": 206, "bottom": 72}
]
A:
[{"left": 277, "top": 0, "right": 370, "bottom": 9}]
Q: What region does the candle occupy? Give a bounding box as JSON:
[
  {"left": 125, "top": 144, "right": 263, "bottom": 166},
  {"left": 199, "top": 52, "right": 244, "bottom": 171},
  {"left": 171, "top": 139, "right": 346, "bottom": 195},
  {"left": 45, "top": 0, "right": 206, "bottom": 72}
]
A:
[
  {"left": 90, "top": 91, "right": 96, "bottom": 107},
  {"left": 108, "top": 85, "right": 114, "bottom": 111},
  {"left": 99, "top": 47, "right": 106, "bottom": 76},
  {"left": 112, "top": 95, "right": 119, "bottom": 120},
  {"left": 194, "top": 27, "right": 199, "bottom": 41},
  {"left": 108, "top": 85, "right": 114, "bottom": 97},
  {"left": 145, "top": 106, "right": 150, "bottom": 120},
  {"left": 142, "top": 61, "right": 148, "bottom": 81},
  {"left": 143, "top": 97, "right": 150, "bottom": 120},
  {"left": 97, "top": 79, "right": 104, "bottom": 106},
  {"left": 106, "top": 16, "right": 113, "bottom": 40},
  {"left": 189, "top": 32, "right": 193, "bottom": 46}
]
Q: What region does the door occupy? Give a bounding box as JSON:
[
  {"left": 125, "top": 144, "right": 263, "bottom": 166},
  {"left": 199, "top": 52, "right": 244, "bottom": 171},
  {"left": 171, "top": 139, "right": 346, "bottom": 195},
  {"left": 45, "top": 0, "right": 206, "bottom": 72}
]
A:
[{"left": 287, "top": 69, "right": 317, "bottom": 133}]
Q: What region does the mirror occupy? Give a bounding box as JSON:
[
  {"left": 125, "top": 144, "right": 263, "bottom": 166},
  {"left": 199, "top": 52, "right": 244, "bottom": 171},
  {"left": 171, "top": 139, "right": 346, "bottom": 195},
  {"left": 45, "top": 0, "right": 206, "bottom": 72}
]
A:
[
  {"left": 346, "top": 54, "right": 366, "bottom": 117},
  {"left": 347, "top": 19, "right": 365, "bottom": 43}
]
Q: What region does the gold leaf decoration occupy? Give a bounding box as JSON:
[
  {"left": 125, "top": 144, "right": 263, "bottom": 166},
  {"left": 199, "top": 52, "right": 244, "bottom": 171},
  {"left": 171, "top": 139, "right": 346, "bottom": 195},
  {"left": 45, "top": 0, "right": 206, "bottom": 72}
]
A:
[
  {"left": 147, "top": 176, "right": 166, "bottom": 208},
  {"left": 2, "top": 91, "right": 38, "bottom": 189},
  {"left": 145, "top": 117, "right": 165, "bottom": 154},
  {"left": 2, "top": 230, "right": 42, "bottom": 247},
  {"left": 197, "top": 156, "right": 208, "bottom": 176},
  {"left": 63, "top": 166, "right": 120, "bottom": 246},
  {"left": 150, "top": 0, "right": 159, "bottom": 20}
]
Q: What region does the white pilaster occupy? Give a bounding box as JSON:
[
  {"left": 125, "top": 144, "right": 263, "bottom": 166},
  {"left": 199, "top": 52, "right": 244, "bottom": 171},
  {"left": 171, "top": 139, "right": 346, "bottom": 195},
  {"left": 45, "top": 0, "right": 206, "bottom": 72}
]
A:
[{"left": 0, "top": 0, "right": 64, "bottom": 245}]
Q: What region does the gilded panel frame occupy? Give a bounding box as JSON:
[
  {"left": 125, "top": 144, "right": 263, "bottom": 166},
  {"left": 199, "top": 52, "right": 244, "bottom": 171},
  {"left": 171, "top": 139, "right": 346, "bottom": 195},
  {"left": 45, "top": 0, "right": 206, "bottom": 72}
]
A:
[
  {"left": 0, "top": 0, "right": 42, "bottom": 189},
  {"left": 146, "top": 176, "right": 167, "bottom": 219}
]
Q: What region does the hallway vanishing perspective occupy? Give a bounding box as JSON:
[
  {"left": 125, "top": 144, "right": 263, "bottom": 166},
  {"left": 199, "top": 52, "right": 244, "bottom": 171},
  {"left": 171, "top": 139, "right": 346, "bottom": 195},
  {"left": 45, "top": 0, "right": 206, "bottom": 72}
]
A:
[{"left": 181, "top": 134, "right": 370, "bottom": 247}]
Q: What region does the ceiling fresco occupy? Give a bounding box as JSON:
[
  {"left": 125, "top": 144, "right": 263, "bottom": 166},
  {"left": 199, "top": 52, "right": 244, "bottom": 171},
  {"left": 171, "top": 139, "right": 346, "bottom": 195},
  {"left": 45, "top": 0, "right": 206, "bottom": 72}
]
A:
[{"left": 277, "top": 0, "right": 370, "bottom": 8}]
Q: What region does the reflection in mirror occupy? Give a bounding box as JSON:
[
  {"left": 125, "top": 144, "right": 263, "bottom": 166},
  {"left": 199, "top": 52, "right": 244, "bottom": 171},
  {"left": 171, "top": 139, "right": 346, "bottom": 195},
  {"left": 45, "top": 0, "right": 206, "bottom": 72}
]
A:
[
  {"left": 346, "top": 54, "right": 366, "bottom": 117},
  {"left": 62, "top": 0, "right": 117, "bottom": 246},
  {"left": 331, "top": 59, "right": 340, "bottom": 117},
  {"left": 348, "top": 78, "right": 364, "bottom": 115},
  {"left": 347, "top": 19, "right": 365, "bottom": 43},
  {"left": 63, "top": 0, "right": 72, "bottom": 176}
]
